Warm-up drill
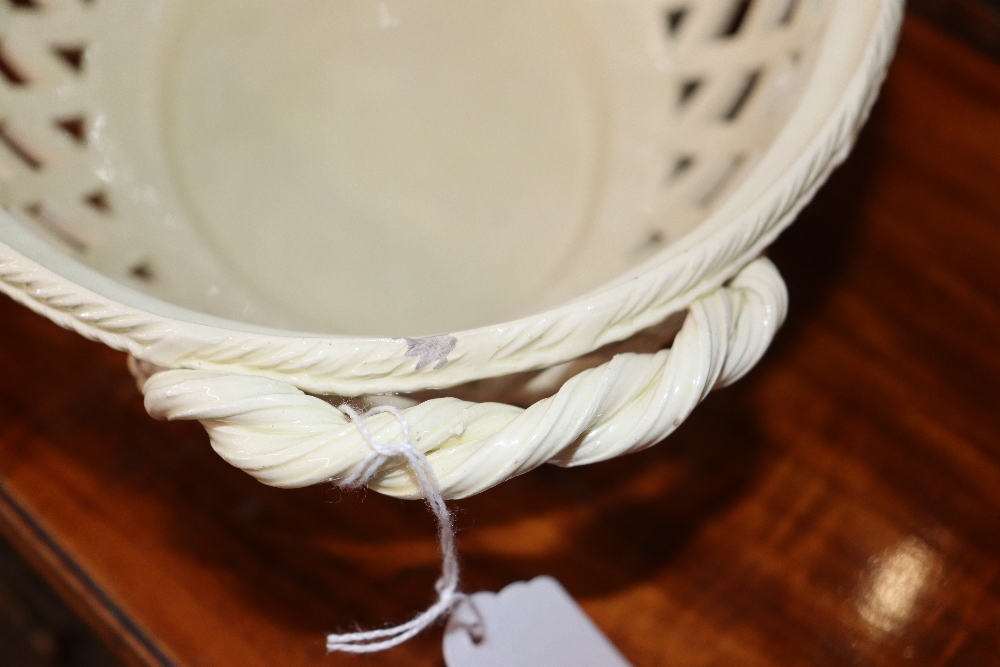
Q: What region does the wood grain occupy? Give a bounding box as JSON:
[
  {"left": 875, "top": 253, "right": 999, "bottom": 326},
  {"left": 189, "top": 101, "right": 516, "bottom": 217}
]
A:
[{"left": 1, "top": 12, "right": 999, "bottom": 666}]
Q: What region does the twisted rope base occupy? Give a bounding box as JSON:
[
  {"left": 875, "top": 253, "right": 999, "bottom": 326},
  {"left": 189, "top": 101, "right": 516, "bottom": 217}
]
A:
[{"left": 140, "top": 257, "right": 786, "bottom": 499}]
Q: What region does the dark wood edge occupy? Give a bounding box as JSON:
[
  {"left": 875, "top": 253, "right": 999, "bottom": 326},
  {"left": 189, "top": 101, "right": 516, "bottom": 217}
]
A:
[
  {"left": 909, "top": 0, "right": 1000, "bottom": 61},
  {"left": 0, "top": 482, "right": 175, "bottom": 667}
]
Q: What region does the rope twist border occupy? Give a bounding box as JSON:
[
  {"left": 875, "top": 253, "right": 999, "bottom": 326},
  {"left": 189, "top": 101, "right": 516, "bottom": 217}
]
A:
[{"left": 141, "top": 256, "right": 786, "bottom": 499}]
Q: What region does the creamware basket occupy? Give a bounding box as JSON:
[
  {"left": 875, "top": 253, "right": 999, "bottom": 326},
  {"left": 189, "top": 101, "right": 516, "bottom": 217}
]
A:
[{"left": 0, "top": 0, "right": 902, "bottom": 500}]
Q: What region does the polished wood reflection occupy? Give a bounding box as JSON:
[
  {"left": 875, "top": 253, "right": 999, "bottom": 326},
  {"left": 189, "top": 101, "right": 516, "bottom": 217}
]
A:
[{"left": 1, "top": 13, "right": 999, "bottom": 667}]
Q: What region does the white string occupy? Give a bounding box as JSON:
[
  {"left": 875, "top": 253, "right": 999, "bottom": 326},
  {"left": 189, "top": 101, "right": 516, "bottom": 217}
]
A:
[{"left": 327, "top": 404, "right": 484, "bottom": 654}]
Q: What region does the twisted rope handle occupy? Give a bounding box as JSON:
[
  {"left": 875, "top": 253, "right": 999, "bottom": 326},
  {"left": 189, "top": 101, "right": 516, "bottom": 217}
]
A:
[{"left": 140, "top": 257, "right": 786, "bottom": 499}]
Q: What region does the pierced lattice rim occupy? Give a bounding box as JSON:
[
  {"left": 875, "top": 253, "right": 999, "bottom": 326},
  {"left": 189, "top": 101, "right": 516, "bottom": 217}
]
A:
[{"left": 0, "top": 0, "right": 903, "bottom": 397}]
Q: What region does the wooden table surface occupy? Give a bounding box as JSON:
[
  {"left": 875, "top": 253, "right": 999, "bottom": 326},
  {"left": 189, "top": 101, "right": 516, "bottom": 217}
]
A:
[{"left": 1, "top": 12, "right": 999, "bottom": 667}]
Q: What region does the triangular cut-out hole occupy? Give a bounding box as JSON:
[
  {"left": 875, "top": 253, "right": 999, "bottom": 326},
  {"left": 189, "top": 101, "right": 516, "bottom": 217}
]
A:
[
  {"left": 23, "top": 201, "right": 89, "bottom": 253},
  {"left": 778, "top": 0, "right": 799, "bottom": 25},
  {"left": 665, "top": 8, "right": 688, "bottom": 37},
  {"left": 633, "top": 229, "right": 668, "bottom": 256},
  {"left": 698, "top": 154, "right": 746, "bottom": 207},
  {"left": 668, "top": 155, "right": 696, "bottom": 181},
  {"left": 55, "top": 116, "right": 87, "bottom": 145},
  {"left": 0, "top": 45, "right": 29, "bottom": 86},
  {"left": 130, "top": 260, "right": 155, "bottom": 282},
  {"left": 84, "top": 190, "right": 111, "bottom": 214},
  {"left": 719, "top": 0, "right": 753, "bottom": 38},
  {"left": 722, "top": 70, "right": 762, "bottom": 121},
  {"left": 53, "top": 45, "right": 86, "bottom": 73},
  {"left": 0, "top": 124, "right": 43, "bottom": 170},
  {"left": 678, "top": 79, "right": 702, "bottom": 108}
]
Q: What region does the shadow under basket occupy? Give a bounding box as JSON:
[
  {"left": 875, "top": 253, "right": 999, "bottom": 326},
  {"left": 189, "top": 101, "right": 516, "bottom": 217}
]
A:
[{"left": 0, "top": 0, "right": 902, "bottom": 499}]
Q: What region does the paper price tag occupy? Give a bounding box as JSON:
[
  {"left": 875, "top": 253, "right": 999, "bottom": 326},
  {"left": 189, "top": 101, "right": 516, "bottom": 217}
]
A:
[{"left": 443, "top": 576, "right": 633, "bottom": 667}]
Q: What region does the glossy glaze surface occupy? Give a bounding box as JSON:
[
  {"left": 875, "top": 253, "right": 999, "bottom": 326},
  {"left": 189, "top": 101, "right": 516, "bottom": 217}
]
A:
[{"left": 0, "top": 13, "right": 998, "bottom": 667}]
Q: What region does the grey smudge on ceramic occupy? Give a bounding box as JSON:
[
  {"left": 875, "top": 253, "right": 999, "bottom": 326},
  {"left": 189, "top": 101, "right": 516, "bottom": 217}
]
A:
[{"left": 404, "top": 335, "right": 458, "bottom": 371}]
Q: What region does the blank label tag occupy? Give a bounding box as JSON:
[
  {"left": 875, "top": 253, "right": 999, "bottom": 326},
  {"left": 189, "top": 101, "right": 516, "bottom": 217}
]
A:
[{"left": 443, "top": 576, "right": 633, "bottom": 667}]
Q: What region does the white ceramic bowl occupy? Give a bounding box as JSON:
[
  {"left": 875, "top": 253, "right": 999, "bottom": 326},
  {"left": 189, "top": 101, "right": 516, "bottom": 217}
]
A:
[{"left": 0, "top": 0, "right": 902, "bottom": 498}]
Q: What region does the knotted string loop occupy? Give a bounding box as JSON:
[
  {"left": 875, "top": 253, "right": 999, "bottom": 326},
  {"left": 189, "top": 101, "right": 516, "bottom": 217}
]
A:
[{"left": 326, "top": 405, "right": 483, "bottom": 654}]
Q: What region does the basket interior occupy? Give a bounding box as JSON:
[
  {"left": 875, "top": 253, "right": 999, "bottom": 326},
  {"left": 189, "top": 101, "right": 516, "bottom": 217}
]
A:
[{"left": 0, "top": 0, "right": 829, "bottom": 336}]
